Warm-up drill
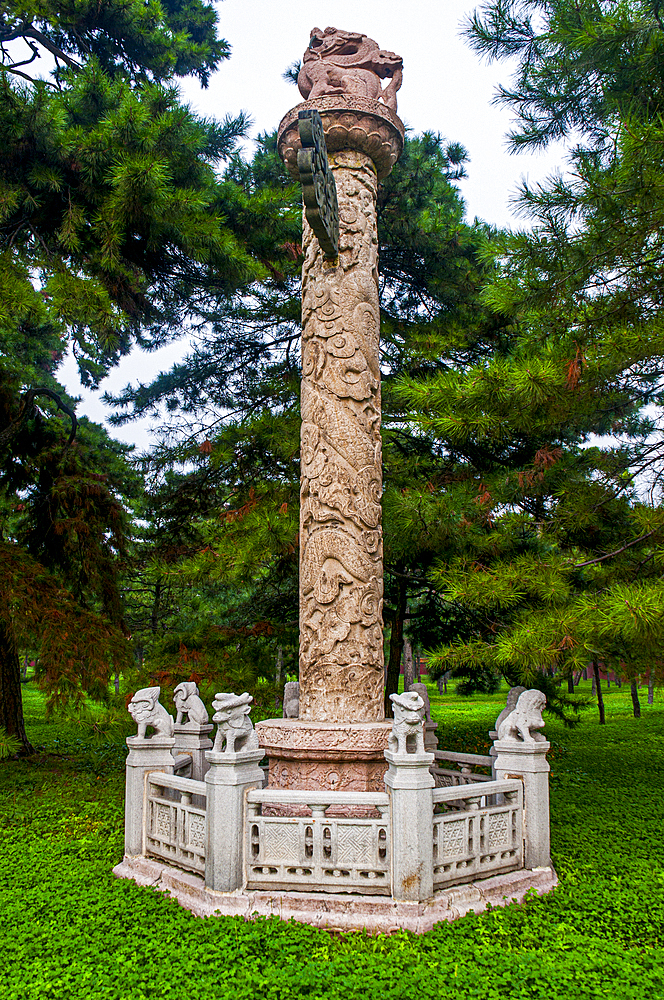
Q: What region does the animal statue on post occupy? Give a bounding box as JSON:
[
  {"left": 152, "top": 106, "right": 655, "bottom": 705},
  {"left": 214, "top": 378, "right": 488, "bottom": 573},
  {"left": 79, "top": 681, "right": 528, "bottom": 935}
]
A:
[
  {"left": 497, "top": 689, "right": 547, "bottom": 743},
  {"left": 388, "top": 691, "right": 426, "bottom": 755},
  {"left": 298, "top": 27, "right": 403, "bottom": 112},
  {"left": 493, "top": 686, "right": 527, "bottom": 735},
  {"left": 212, "top": 692, "right": 260, "bottom": 753},
  {"left": 173, "top": 682, "right": 209, "bottom": 728},
  {"left": 282, "top": 681, "right": 300, "bottom": 719},
  {"left": 128, "top": 687, "right": 174, "bottom": 739}
]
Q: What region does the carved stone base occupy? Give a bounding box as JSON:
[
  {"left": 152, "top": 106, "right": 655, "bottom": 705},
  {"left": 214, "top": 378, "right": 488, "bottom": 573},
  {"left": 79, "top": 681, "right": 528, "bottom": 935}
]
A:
[
  {"left": 113, "top": 857, "right": 559, "bottom": 934},
  {"left": 255, "top": 719, "right": 392, "bottom": 814},
  {"left": 278, "top": 95, "right": 404, "bottom": 181}
]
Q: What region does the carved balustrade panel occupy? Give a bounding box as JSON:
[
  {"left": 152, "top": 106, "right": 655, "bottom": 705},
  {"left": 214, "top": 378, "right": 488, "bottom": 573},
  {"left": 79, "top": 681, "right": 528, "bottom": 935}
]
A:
[
  {"left": 144, "top": 773, "right": 207, "bottom": 875},
  {"left": 245, "top": 789, "right": 390, "bottom": 893},
  {"left": 432, "top": 780, "right": 523, "bottom": 888}
]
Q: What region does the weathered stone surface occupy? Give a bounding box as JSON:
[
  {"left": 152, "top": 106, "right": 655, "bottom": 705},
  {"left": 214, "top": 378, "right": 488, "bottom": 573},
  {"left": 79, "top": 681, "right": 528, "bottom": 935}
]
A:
[
  {"left": 256, "top": 719, "right": 392, "bottom": 793},
  {"left": 494, "top": 738, "right": 552, "bottom": 869},
  {"left": 282, "top": 681, "right": 300, "bottom": 718},
  {"left": 498, "top": 689, "right": 547, "bottom": 743},
  {"left": 211, "top": 692, "right": 260, "bottom": 753},
  {"left": 113, "top": 856, "right": 558, "bottom": 932},
  {"left": 298, "top": 27, "right": 402, "bottom": 111},
  {"left": 173, "top": 682, "right": 209, "bottom": 728},
  {"left": 278, "top": 97, "right": 404, "bottom": 181},
  {"left": 387, "top": 691, "right": 427, "bottom": 756},
  {"left": 299, "top": 146, "right": 385, "bottom": 724},
  {"left": 128, "top": 687, "right": 174, "bottom": 739},
  {"left": 123, "top": 735, "right": 175, "bottom": 856}
]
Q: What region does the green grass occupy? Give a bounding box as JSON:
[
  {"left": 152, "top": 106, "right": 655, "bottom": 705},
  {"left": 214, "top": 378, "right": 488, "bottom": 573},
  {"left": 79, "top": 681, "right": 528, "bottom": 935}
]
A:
[{"left": 1, "top": 682, "right": 663, "bottom": 999}]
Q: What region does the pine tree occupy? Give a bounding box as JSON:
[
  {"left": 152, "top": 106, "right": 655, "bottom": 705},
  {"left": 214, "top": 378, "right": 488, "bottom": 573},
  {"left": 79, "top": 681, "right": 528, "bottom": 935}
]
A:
[{"left": 0, "top": 0, "right": 296, "bottom": 748}]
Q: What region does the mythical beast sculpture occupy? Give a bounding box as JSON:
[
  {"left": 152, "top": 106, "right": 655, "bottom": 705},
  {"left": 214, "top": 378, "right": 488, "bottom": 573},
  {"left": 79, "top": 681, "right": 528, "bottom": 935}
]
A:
[
  {"left": 128, "top": 687, "right": 174, "bottom": 739},
  {"left": 298, "top": 27, "right": 403, "bottom": 112},
  {"left": 497, "top": 689, "right": 547, "bottom": 743},
  {"left": 387, "top": 691, "right": 426, "bottom": 755},
  {"left": 173, "top": 682, "right": 209, "bottom": 728},
  {"left": 211, "top": 692, "right": 260, "bottom": 754}
]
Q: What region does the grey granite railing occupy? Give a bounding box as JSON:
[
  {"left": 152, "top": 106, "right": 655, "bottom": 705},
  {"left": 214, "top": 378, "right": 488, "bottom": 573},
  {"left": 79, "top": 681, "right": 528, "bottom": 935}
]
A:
[
  {"left": 144, "top": 772, "right": 206, "bottom": 875},
  {"left": 432, "top": 779, "right": 523, "bottom": 887},
  {"left": 245, "top": 789, "right": 391, "bottom": 894}
]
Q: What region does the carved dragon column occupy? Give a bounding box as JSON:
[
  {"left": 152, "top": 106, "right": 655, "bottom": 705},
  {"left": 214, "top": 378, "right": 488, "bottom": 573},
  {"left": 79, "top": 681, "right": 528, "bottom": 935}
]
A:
[{"left": 256, "top": 29, "right": 404, "bottom": 794}]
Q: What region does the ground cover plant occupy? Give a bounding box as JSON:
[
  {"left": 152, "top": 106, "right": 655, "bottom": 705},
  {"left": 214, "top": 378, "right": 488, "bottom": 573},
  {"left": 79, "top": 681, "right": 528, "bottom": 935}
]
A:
[{"left": 1, "top": 683, "right": 663, "bottom": 1000}]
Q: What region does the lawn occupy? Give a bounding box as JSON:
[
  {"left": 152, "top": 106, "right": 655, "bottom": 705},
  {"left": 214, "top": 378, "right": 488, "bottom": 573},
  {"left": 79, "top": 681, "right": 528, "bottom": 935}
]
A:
[{"left": 1, "top": 681, "right": 663, "bottom": 1000}]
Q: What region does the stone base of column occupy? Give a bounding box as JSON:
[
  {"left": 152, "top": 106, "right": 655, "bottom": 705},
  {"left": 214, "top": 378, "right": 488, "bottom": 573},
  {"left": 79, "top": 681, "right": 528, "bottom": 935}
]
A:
[{"left": 255, "top": 719, "right": 392, "bottom": 814}]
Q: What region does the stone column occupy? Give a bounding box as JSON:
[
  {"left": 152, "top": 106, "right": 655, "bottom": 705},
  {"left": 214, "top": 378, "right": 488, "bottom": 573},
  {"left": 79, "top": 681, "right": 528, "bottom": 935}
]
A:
[
  {"left": 123, "top": 736, "right": 175, "bottom": 857},
  {"left": 256, "top": 96, "right": 404, "bottom": 794},
  {"left": 384, "top": 746, "right": 435, "bottom": 901},
  {"left": 204, "top": 746, "right": 265, "bottom": 892},
  {"left": 493, "top": 739, "right": 551, "bottom": 869}
]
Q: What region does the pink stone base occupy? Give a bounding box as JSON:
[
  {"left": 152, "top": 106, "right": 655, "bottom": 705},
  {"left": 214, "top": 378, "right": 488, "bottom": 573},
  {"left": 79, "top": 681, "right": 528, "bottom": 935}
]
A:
[
  {"left": 113, "top": 857, "right": 558, "bottom": 934},
  {"left": 255, "top": 719, "right": 392, "bottom": 794}
]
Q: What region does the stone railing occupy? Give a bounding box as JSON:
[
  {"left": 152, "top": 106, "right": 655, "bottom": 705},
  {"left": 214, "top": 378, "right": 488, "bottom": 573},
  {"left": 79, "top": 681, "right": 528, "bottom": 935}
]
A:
[
  {"left": 431, "top": 750, "right": 493, "bottom": 787},
  {"left": 245, "top": 789, "right": 390, "bottom": 894},
  {"left": 432, "top": 779, "right": 523, "bottom": 888},
  {"left": 120, "top": 685, "right": 551, "bottom": 907},
  {"left": 144, "top": 772, "right": 207, "bottom": 875}
]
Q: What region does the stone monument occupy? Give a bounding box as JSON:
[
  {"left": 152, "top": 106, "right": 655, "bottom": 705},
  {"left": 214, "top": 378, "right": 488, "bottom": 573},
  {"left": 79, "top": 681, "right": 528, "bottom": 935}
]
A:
[{"left": 256, "top": 27, "right": 405, "bottom": 792}]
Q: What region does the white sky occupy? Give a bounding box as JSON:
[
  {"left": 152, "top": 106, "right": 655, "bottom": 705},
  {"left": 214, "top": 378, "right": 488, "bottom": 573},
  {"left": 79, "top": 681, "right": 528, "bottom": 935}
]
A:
[{"left": 59, "top": 0, "right": 567, "bottom": 450}]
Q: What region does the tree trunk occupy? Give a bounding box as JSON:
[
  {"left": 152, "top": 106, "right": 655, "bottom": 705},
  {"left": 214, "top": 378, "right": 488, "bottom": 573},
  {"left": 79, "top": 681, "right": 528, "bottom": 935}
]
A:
[
  {"left": 591, "top": 671, "right": 596, "bottom": 696},
  {"left": 403, "top": 635, "right": 414, "bottom": 692},
  {"left": 150, "top": 578, "right": 162, "bottom": 634},
  {"left": 592, "top": 660, "right": 605, "bottom": 725},
  {"left": 0, "top": 604, "right": 33, "bottom": 755},
  {"left": 384, "top": 576, "right": 407, "bottom": 717},
  {"left": 648, "top": 674, "right": 654, "bottom": 706},
  {"left": 275, "top": 645, "right": 283, "bottom": 711},
  {"left": 630, "top": 680, "right": 641, "bottom": 719},
  {"left": 567, "top": 674, "right": 575, "bottom": 694}
]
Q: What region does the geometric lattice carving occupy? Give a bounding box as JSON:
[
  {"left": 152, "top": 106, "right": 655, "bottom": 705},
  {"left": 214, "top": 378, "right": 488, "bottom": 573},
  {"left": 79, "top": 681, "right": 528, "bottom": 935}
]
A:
[
  {"left": 188, "top": 814, "right": 206, "bottom": 849},
  {"left": 488, "top": 812, "right": 509, "bottom": 849},
  {"left": 441, "top": 820, "right": 466, "bottom": 858},
  {"left": 263, "top": 823, "right": 301, "bottom": 861},
  {"left": 155, "top": 804, "right": 172, "bottom": 839},
  {"left": 337, "top": 824, "right": 374, "bottom": 864}
]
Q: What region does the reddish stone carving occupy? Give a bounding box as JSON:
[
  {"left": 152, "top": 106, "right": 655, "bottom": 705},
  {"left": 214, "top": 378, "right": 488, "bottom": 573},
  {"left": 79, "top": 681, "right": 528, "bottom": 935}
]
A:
[{"left": 298, "top": 28, "right": 402, "bottom": 112}]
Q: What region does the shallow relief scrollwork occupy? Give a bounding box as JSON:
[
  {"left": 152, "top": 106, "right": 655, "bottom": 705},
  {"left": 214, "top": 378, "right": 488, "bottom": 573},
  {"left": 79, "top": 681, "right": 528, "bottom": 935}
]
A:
[{"left": 299, "top": 149, "right": 384, "bottom": 723}]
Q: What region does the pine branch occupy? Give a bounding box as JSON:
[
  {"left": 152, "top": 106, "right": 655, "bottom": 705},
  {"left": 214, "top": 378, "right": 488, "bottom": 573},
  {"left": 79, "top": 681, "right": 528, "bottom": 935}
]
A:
[{"left": 572, "top": 530, "right": 658, "bottom": 568}]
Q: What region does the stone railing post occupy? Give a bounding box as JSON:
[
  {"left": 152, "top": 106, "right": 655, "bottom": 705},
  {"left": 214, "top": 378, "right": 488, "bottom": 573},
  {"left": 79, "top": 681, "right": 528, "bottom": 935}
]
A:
[
  {"left": 204, "top": 692, "right": 265, "bottom": 892},
  {"left": 383, "top": 692, "right": 435, "bottom": 901},
  {"left": 492, "top": 688, "right": 551, "bottom": 869},
  {"left": 124, "top": 686, "right": 176, "bottom": 857},
  {"left": 124, "top": 736, "right": 175, "bottom": 857},
  {"left": 173, "top": 725, "right": 214, "bottom": 781}
]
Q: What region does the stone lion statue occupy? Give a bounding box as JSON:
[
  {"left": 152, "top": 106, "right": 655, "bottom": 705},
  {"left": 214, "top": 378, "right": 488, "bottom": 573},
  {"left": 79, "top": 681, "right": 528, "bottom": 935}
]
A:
[
  {"left": 212, "top": 692, "right": 260, "bottom": 753},
  {"left": 493, "top": 686, "right": 527, "bottom": 734},
  {"left": 128, "top": 687, "right": 174, "bottom": 739},
  {"left": 497, "top": 689, "right": 547, "bottom": 743},
  {"left": 173, "top": 682, "right": 209, "bottom": 728},
  {"left": 387, "top": 691, "right": 426, "bottom": 755},
  {"left": 282, "top": 681, "right": 300, "bottom": 719},
  {"left": 298, "top": 27, "right": 403, "bottom": 112}
]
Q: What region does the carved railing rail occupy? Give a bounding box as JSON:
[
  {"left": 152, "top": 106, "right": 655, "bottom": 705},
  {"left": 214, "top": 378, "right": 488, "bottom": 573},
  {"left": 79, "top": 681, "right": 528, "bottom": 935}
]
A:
[
  {"left": 144, "top": 772, "right": 207, "bottom": 875},
  {"left": 245, "top": 789, "right": 391, "bottom": 894},
  {"left": 432, "top": 779, "right": 523, "bottom": 888},
  {"left": 432, "top": 750, "right": 493, "bottom": 788}
]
